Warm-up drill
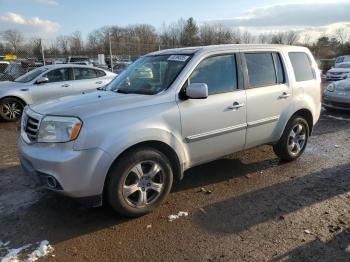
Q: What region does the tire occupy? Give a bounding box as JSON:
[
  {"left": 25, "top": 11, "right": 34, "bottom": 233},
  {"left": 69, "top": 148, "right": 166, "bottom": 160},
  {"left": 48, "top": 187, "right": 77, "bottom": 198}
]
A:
[
  {"left": 106, "top": 147, "right": 173, "bottom": 217},
  {"left": 273, "top": 117, "right": 309, "bottom": 162},
  {"left": 0, "top": 97, "right": 24, "bottom": 122}
]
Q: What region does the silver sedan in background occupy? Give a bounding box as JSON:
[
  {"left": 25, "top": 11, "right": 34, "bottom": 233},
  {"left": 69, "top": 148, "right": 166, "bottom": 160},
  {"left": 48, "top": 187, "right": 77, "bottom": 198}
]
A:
[
  {"left": 0, "top": 64, "right": 116, "bottom": 121},
  {"left": 323, "top": 78, "right": 350, "bottom": 111}
]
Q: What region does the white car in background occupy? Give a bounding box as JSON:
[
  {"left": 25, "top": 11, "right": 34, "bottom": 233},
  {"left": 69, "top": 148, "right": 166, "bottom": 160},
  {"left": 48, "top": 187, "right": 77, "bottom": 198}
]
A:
[
  {"left": 335, "top": 55, "right": 350, "bottom": 67},
  {"left": 0, "top": 64, "right": 116, "bottom": 121},
  {"left": 326, "top": 62, "right": 350, "bottom": 81}
]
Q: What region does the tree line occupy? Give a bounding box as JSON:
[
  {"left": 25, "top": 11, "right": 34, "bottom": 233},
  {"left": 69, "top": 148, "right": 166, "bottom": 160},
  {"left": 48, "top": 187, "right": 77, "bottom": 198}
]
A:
[{"left": 0, "top": 17, "right": 349, "bottom": 60}]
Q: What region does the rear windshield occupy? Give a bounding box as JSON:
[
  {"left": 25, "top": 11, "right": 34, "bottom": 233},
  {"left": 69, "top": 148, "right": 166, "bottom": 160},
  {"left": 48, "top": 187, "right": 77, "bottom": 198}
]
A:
[{"left": 288, "top": 52, "right": 314, "bottom": 82}]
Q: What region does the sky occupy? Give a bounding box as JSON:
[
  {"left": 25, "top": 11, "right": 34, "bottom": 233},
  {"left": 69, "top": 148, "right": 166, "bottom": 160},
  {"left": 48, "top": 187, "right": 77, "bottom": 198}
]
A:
[{"left": 0, "top": 0, "right": 349, "bottom": 42}]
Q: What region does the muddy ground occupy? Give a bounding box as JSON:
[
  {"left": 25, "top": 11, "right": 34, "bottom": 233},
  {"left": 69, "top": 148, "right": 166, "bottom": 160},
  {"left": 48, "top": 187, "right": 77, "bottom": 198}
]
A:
[{"left": 1, "top": 108, "right": 350, "bottom": 261}]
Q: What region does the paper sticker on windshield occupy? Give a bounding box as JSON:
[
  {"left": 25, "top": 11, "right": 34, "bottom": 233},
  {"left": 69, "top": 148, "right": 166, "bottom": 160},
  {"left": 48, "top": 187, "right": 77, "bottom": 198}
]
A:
[{"left": 168, "top": 55, "right": 190, "bottom": 62}]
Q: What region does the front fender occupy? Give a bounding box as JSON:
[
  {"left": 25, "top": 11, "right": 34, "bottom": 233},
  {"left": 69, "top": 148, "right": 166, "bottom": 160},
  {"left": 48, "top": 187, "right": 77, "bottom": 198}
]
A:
[{"left": 101, "top": 127, "right": 188, "bottom": 170}]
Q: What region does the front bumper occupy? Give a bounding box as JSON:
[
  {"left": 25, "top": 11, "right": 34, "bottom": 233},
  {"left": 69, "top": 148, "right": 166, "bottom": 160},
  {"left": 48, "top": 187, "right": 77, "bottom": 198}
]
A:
[
  {"left": 19, "top": 138, "right": 113, "bottom": 199},
  {"left": 323, "top": 92, "right": 350, "bottom": 111}
]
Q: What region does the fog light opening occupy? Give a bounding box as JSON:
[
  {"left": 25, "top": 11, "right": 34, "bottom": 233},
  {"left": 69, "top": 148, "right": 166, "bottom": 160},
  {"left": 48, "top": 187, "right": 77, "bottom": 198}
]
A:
[{"left": 47, "top": 176, "right": 57, "bottom": 189}]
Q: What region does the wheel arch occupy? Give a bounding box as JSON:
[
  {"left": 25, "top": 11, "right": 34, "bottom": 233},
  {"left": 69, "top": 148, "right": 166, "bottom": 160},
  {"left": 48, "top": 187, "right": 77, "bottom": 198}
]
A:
[
  {"left": 0, "top": 95, "right": 27, "bottom": 107},
  {"left": 102, "top": 140, "right": 183, "bottom": 199},
  {"left": 292, "top": 108, "right": 314, "bottom": 134}
]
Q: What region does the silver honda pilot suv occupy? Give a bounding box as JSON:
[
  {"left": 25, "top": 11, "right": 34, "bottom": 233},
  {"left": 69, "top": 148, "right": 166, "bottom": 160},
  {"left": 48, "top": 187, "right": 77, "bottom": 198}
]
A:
[{"left": 19, "top": 44, "right": 321, "bottom": 217}]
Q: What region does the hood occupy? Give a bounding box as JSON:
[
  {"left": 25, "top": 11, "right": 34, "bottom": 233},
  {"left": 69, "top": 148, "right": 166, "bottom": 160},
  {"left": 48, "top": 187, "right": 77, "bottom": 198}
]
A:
[
  {"left": 328, "top": 67, "right": 350, "bottom": 74},
  {"left": 30, "top": 90, "right": 162, "bottom": 118},
  {"left": 0, "top": 81, "right": 28, "bottom": 92},
  {"left": 334, "top": 79, "right": 350, "bottom": 92}
]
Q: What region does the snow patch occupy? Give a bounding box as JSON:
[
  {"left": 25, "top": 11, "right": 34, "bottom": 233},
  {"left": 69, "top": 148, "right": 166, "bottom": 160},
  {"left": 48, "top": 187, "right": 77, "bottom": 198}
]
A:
[
  {"left": 26, "top": 241, "right": 54, "bottom": 262},
  {"left": 0, "top": 244, "right": 31, "bottom": 262},
  {"left": 0, "top": 241, "right": 53, "bottom": 262},
  {"left": 168, "top": 211, "right": 189, "bottom": 222}
]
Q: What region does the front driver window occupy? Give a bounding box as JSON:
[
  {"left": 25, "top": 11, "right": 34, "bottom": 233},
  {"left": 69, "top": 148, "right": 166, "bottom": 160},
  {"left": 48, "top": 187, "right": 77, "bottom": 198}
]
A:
[
  {"left": 189, "top": 55, "right": 237, "bottom": 95},
  {"left": 44, "top": 68, "right": 70, "bottom": 83}
]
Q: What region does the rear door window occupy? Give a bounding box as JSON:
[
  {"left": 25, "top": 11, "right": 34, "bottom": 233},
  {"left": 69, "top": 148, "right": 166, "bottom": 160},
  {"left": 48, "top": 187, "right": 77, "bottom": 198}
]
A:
[
  {"left": 245, "top": 53, "right": 277, "bottom": 88},
  {"left": 96, "top": 69, "right": 106, "bottom": 77},
  {"left": 288, "top": 52, "right": 314, "bottom": 82},
  {"left": 73, "top": 68, "right": 98, "bottom": 80}
]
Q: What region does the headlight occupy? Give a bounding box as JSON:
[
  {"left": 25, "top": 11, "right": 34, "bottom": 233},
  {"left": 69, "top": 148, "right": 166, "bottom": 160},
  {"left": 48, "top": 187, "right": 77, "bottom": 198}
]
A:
[
  {"left": 326, "top": 83, "right": 335, "bottom": 92},
  {"left": 37, "top": 116, "right": 82, "bottom": 143}
]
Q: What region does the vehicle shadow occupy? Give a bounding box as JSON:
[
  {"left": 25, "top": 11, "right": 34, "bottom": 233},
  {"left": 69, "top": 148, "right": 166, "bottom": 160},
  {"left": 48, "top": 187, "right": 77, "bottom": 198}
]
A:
[
  {"left": 270, "top": 229, "right": 350, "bottom": 261},
  {"left": 192, "top": 163, "right": 350, "bottom": 235},
  {"left": 313, "top": 111, "right": 350, "bottom": 136},
  {"left": 173, "top": 152, "right": 282, "bottom": 192}
]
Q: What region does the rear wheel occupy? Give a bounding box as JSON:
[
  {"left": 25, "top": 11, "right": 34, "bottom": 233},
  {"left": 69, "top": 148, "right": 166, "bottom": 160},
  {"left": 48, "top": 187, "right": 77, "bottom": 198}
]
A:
[
  {"left": 273, "top": 117, "right": 309, "bottom": 161},
  {"left": 0, "top": 98, "right": 24, "bottom": 122},
  {"left": 106, "top": 147, "right": 173, "bottom": 217}
]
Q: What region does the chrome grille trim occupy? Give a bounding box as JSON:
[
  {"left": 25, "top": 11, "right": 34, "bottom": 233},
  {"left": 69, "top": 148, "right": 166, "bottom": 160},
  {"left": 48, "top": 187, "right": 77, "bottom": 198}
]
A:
[{"left": 21, "top": 108, "right": 43, "bottom": 144}]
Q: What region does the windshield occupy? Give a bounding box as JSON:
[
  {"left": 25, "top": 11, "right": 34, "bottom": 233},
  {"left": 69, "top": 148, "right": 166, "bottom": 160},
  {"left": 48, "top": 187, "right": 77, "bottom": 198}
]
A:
[
  {"left": 108, "top": 54, "right": 191, "bottom": 95},
  {"left": 14, "top": 67, "right": 48, "bottom": 83},
  {"left": 336, "top": 63, "right": 350, "bottom": 69}
]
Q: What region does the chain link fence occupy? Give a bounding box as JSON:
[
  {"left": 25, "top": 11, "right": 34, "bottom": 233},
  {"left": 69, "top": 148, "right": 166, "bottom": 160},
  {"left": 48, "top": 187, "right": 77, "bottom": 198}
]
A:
[{"left": 0, "top": 36, "right": 181, "bottom": 81}]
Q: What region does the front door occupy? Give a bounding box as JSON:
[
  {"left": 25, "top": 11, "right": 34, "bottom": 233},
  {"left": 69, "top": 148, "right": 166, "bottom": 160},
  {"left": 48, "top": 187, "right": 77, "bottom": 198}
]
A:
[
  {"left": 178, "top": 54, "right": 247, "bottom": 166},
  {"left": 31, "top": 67, "right": 73, "bottom": 104}
]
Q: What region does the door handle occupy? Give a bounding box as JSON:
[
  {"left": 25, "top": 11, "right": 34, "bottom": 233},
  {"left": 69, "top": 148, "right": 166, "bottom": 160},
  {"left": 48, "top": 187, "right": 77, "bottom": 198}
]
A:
[
  {"left": 61, "top": 84, "right": 70, "bottom": 87},
  {"left": 228, "top": 102, "right": 245, "bottom": 110},
  {"left": 95, "top": 81, "right": 103, "bottom": 84},
  {"left": 279, "top": 92, "right": 291, "bottom": 99}
]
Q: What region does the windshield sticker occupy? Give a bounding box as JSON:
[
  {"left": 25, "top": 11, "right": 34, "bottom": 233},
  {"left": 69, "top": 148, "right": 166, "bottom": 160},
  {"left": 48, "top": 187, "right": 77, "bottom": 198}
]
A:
[{"left": 168, "top": 55, "right": 190, "bottom": 62}]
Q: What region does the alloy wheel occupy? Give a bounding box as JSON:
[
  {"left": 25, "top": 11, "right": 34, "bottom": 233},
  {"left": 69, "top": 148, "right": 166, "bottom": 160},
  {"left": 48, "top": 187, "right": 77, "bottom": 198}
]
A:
[
  {"left": 122, "top": 161, "right": 164, "bottom": 208},
  {"left": 1, "top": 101, "right": 22, "bottom": 120},
  {"left": 287, "top": 123, "right": 306, "bottom": 155}
]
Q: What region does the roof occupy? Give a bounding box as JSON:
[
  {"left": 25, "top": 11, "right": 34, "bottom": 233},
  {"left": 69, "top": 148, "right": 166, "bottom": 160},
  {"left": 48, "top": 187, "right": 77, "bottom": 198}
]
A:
[
  {"left": 149, "top": 44, "right": 308, "bottom": 56},
  {"left": 41, "top": 64, "right": 102, "bottom": 70}
]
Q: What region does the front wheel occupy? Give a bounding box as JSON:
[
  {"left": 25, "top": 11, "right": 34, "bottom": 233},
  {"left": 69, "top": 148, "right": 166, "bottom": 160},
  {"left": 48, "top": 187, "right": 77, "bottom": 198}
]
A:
[
  {"left": 0, "top": 98, "right": 24, "bottom": 122},
  {"left": 273, "top": 117, "right": 309, "bottom": 161},
  {"left": 106, "top": 147, "right": 173, "bottom": 217}
]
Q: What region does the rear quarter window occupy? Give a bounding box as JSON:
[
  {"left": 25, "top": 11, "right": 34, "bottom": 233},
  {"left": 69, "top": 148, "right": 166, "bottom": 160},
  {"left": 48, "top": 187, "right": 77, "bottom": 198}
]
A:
[{"left": 288, "top": 52, "right": 314, "bottom": 82}]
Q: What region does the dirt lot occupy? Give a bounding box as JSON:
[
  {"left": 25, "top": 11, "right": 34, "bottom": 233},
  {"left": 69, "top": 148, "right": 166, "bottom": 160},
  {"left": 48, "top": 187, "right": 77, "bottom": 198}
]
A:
[{"left": 1, "top": 108, "right": 350, "bottom": 261}]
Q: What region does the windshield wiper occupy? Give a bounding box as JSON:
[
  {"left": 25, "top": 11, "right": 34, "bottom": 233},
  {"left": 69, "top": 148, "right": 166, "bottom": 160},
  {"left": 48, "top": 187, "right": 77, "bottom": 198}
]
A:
[{"left": 115, "top": 87, "right": 130, "bottom": 94}]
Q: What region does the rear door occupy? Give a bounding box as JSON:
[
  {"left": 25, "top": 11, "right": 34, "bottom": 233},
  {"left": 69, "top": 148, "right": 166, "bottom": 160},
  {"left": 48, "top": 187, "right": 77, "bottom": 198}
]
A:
[
  {"left": 31, "top": 67, "right": 73, "bottom": 104},
  {"left": 243, "top": 51, "right": 291, "bottom": 148},
  {"left": 72, "top": 67, "right": 108, "bottom": 94},
  {"left": 178, "top": 54, "right": 247, "bottom": 166}
]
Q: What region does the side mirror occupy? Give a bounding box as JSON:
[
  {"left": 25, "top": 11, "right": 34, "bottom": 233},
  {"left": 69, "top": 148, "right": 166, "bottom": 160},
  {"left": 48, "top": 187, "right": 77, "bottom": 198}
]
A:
[
  {"left": 186, "top": 83, "right": 208, "bottom": 99},
  {"left": 36, "top": 76, "right": 49, "bottom": 84}
]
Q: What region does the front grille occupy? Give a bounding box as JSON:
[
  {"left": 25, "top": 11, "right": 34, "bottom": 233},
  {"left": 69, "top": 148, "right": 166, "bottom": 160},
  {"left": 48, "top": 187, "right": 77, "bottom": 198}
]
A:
[{"left": 22, "top": 110, "right": 41, "bottom": 142}]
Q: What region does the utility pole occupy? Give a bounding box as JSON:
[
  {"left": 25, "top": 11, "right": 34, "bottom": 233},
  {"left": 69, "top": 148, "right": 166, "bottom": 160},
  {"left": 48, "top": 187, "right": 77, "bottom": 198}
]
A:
[
  {"left": 40, "top": 38, "right": 46, "bottom": 66},
  {"left": 108, "top": 32, "right": 113, "bottom": 72}
]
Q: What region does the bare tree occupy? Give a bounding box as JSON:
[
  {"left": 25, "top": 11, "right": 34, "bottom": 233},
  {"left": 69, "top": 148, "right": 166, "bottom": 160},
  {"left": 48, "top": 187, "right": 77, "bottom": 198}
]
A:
[
  {"left": 335, "top": 27, "right": 348, "bottom": 47},
  {"left": 271, "top": 32, "right": 284, "bottom": 44},
  {"left": 285, "top": 31, "right": 299, "bottom": 45},
  {"left": 240, "top": 30, "right": 255, "bottom": 44},
  {"left": 56, "top": 35, "right": 70, "bottom": 54},
  {"left": 70, "top": 31, "right": 84, "bottom": 55},
  {"left": 2, "top": 30, "right": 23, "bottom": 53}
]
